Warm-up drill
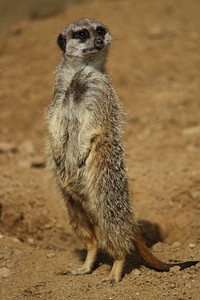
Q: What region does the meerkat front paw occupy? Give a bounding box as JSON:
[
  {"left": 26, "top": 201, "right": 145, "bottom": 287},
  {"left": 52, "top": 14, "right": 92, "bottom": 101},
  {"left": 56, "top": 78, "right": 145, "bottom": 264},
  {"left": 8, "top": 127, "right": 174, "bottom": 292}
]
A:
[
  {"left": 77, "top": 151, "right": 90, "bottom": 168},
  {"left": 77, "top": 156, "right": 86, "bottom": 168}
]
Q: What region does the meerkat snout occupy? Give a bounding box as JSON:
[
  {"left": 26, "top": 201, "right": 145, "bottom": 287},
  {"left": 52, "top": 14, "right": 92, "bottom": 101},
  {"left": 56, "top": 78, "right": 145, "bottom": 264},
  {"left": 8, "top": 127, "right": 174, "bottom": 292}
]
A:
[{"left": 94, "top": 36, "right": 104, "bottom": 50}]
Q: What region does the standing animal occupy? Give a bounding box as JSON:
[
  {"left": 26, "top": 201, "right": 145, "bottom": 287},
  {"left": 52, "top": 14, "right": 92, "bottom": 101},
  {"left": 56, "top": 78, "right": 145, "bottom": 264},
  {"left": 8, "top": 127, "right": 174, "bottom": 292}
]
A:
[{"left": 46, "top": 18, "right": 198, "bottom": 283}]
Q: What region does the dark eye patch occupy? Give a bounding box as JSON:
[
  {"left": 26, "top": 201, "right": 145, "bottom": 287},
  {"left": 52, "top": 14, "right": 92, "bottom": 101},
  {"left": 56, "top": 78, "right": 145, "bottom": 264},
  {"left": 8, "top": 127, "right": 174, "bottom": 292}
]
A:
[
  {"left": 72, "top": 29, "right": 90, "bottom": 41},
  {"left": 96, "top": 26, "right": 106, "bottom": 37}
]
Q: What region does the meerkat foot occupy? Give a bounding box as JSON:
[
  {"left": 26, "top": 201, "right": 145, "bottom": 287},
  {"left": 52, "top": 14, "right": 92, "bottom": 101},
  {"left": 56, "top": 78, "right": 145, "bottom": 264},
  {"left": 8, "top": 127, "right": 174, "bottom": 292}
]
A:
[
  {"left": 70, "top": 242, "right": 98, "bottom": 276},
  {"left": 98, "top": 273, "right": 122, "bottom": 285},
  {"left": 99, "top": 258, "right": 125, "bottom": 284},
  {"left": 57, "top": 267, "right": 92, "bottom": 276},
  {"left": 57, "top": 265, "right": 93, "bottom": 276},
  {"left": 70, "top": 266, "right": 92, "bottom": 275},
  {"left": 99, "top": 276, "right": 119, "bottom": 285}
]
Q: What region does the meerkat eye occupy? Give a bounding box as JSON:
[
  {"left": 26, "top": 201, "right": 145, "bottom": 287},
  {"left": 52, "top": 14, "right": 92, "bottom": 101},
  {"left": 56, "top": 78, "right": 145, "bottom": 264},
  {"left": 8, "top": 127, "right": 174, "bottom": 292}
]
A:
[
  {"left": 72, "top": 29, "right": 90, "bottom": 41},
  {"left": 96, "top": 26, "right": 106, "bottom": 37}
]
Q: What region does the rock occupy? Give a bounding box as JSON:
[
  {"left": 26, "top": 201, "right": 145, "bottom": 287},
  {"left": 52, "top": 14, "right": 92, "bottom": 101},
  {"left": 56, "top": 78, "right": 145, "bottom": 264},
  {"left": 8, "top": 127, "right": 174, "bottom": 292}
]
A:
[
  {"left": 188, "top": 268, "right": 197, "bottom": 274},
  {"left": 13, "top": 249, "right": 22, "bottom": 256},
  {"left": 31, "top": 156, "right": 45, "bottom": 168},
  {"left": 19, "top": 140, "right": 35, "bottom": 155},
  {"left": 147, "top": 26, "right": 164, "bottom": 39},
  {"left": 47, "top": 253, "right": 55, "bottom": 259},
  {"left": 152, "top": 242, "right": 164, "bottom": 252},
  {"left": 190, "top": 191, "right": 200, "bottom": 200},
  {"left": 44, "top": 223, "right": 52, "bottom": 229},
  {"left": 27, "top": 238, "right": 34, "bottom": 244},
  {"left": 18, "top": 159, "right": 31, "bottom": 168},
  {"left": 133, "top": 269, "right": 141, "bottom": 276},
  {"left": 0, "top": 267, "right": 11, "bottom": 278},
  {"left": 182, "top": 126, "right": 200, "bottom": 135},
  {"left": 0, "top": 142, "right": 17, "bottom": 154},
  {"left": 196, "top": 262, "right": 200, "bottom": 268},
  {"left": 189, "top": 243, "right": 196, "bottom": 249},
  {"left": 171, "top": 241, "right": 181, "bottom": 249},
  {"left": 10, "top": 237, "right": 20, "bottom": 243},
  {"left": 170, "top": 283, "right": 176, "bottom": 289},
  {"left": 170, "top": 266, "right": 181, "bottom": 273}
]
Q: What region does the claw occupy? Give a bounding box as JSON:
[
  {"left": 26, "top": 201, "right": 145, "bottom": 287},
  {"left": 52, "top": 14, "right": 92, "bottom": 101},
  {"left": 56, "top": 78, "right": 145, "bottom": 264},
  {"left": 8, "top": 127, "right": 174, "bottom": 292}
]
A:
[
  {"left": 77, "top": 156, "right": 86, "bottom": 168},
  {"left": 77, "top": 149, "right": 90, "bottom": 168}
]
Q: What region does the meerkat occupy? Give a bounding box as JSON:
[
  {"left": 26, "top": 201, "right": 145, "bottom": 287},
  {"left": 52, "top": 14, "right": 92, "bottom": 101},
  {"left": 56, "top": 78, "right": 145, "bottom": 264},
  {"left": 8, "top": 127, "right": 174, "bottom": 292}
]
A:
[{"left": 46, "top": 18, "right": 198, "bottom": 283}]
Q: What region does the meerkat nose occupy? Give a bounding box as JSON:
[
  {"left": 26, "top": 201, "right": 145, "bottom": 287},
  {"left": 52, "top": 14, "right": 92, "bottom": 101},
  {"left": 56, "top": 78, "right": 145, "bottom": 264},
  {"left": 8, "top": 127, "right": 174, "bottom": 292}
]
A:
[{"left": 94, "top": 37, "right": 104, "bottom": 49}]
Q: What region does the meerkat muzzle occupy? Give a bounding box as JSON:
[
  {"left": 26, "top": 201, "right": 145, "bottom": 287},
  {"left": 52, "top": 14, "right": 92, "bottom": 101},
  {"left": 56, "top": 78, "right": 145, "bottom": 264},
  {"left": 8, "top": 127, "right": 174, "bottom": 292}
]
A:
[{"left": 94, "top": 37, "right": 104, "bottom": 50}]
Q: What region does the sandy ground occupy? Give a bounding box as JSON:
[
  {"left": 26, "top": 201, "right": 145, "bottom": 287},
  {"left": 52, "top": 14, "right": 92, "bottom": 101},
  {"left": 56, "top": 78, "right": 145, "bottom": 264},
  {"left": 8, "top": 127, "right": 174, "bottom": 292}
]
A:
[{"left": 0, "top": 0, "right": 200, "bottom": 299}]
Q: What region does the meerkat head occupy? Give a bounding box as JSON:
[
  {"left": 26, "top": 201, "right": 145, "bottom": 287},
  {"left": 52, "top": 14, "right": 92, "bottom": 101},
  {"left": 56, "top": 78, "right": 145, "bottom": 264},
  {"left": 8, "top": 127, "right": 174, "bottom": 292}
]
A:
[{"left": 57, "top": 18, "right": 112, "bottom": 58}]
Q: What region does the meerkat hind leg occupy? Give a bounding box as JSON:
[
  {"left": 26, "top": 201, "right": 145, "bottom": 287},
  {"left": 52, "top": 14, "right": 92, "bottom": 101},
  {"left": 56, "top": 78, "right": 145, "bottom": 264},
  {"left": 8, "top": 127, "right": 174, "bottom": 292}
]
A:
[
  {"left": 100, "top": 258, "right": 125, "bottom": 284},
  {"left": 70, "top": 240, "right": 98, "bottom": 275},
  {"left": 66, "top": 196, "right": 98, "bottom": 276}
]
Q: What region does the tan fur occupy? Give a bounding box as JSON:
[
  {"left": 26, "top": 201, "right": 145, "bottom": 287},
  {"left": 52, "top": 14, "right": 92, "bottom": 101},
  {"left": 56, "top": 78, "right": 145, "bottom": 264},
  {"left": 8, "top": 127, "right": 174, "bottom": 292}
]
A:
[{"left": 46, "top": 18, "right": 198, "bottom": 283}]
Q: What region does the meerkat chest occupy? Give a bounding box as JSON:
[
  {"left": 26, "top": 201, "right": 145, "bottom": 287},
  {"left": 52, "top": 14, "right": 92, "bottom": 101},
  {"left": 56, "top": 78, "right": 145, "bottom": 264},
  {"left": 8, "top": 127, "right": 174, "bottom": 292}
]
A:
[
  {"left": 48, "top": 78, "right": 91, "bottom": 146},
  {"left": 48, "top": 66, "right": 108, "bottom": 145}
]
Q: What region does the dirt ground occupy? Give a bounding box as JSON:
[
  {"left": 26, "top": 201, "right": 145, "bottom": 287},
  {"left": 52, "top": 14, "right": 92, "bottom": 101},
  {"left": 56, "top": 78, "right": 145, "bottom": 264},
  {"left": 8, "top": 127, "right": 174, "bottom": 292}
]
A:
[{"left": 0, "top": 0, "right": 200, "bottom": 299}]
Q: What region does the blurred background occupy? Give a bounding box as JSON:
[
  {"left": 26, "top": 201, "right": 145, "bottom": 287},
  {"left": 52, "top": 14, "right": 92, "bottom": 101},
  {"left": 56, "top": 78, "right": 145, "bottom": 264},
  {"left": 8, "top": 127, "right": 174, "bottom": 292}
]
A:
[
  {"left": 0, "top": 0, "right": 70, "bottom": 34},
  {"left": 0, "top": 1, "right": 199, "bottom": 299}
]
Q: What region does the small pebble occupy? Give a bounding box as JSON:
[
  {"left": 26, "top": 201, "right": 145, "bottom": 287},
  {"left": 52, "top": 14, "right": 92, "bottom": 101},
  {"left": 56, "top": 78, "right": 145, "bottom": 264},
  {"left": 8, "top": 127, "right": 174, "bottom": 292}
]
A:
[
  {"left": 190, "top": 191, "right": 200, "bottom": 200},
  {"left": 189, "top": 243, "right": 196, "bottom": 249},
  {"left": 47, "top": 253, "right": 55, "bottom": 259},
  {"left": 171, "top": 241, "right": 181, "bottom": 249},
  {"left": 27, "top": 238, "right": 34, "bottom": 244},
  {"left": 10, "top": 237, "right": 20, "bottom": 243},
  {"left": 133, "top": 269, "right": 141, "bottom": 276},
  {"left": 44, "top": 223, "right": 52, "bottom": 229},
  {"left": 170, "top": 283, "right": 176, "bottom": 289},
  {"left": 0, "top": 142, "right": 17, "bottom": 153},
  {"left": 13, "top": 249, "right": 22, "bottom": 256},
  {"left": 188, "top": 268, "right": 197, "bottom": 274},
  {"left": 18, "top": 159, "right": 31, "bottom": 168},
  {"left": 147, "top": 26, "right": 164, "bottom": 39},
  {"left": 196, "top": 262, "right": 200, "bottom": 268},
  {"left": 170, "top": 266, "right": 181, "bottom": 273},
  {"left": 152, "top": 242, "right": 164, "bottom": 251},
  {"left": 19, "top": 140, "right": 35, "bottom": 155},
  {"left": 31, "top": 156, "right": 45, "bottom": 168},
  {"left": 0, "top": 267, "right": 11, "bottom": 278},
  {"left": 182, "top": 126, "right": 200, "bottom": 135}
]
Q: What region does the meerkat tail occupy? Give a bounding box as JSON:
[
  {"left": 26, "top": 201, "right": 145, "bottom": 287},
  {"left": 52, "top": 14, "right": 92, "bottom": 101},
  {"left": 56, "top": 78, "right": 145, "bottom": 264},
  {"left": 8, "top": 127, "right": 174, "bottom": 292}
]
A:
[
  {"left": 134, "top": 230, "right": 171, "bottom": 271},
  {"left": 134, "top": 230, "right": 199, "bottom": 271}
]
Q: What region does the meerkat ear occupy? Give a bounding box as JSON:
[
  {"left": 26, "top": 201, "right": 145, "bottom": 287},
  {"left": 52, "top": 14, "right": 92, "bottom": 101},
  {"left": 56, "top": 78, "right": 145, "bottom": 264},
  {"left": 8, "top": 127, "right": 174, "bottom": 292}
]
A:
[{"left": 57, "top": 33, "right": 66, "bottom": 52}]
